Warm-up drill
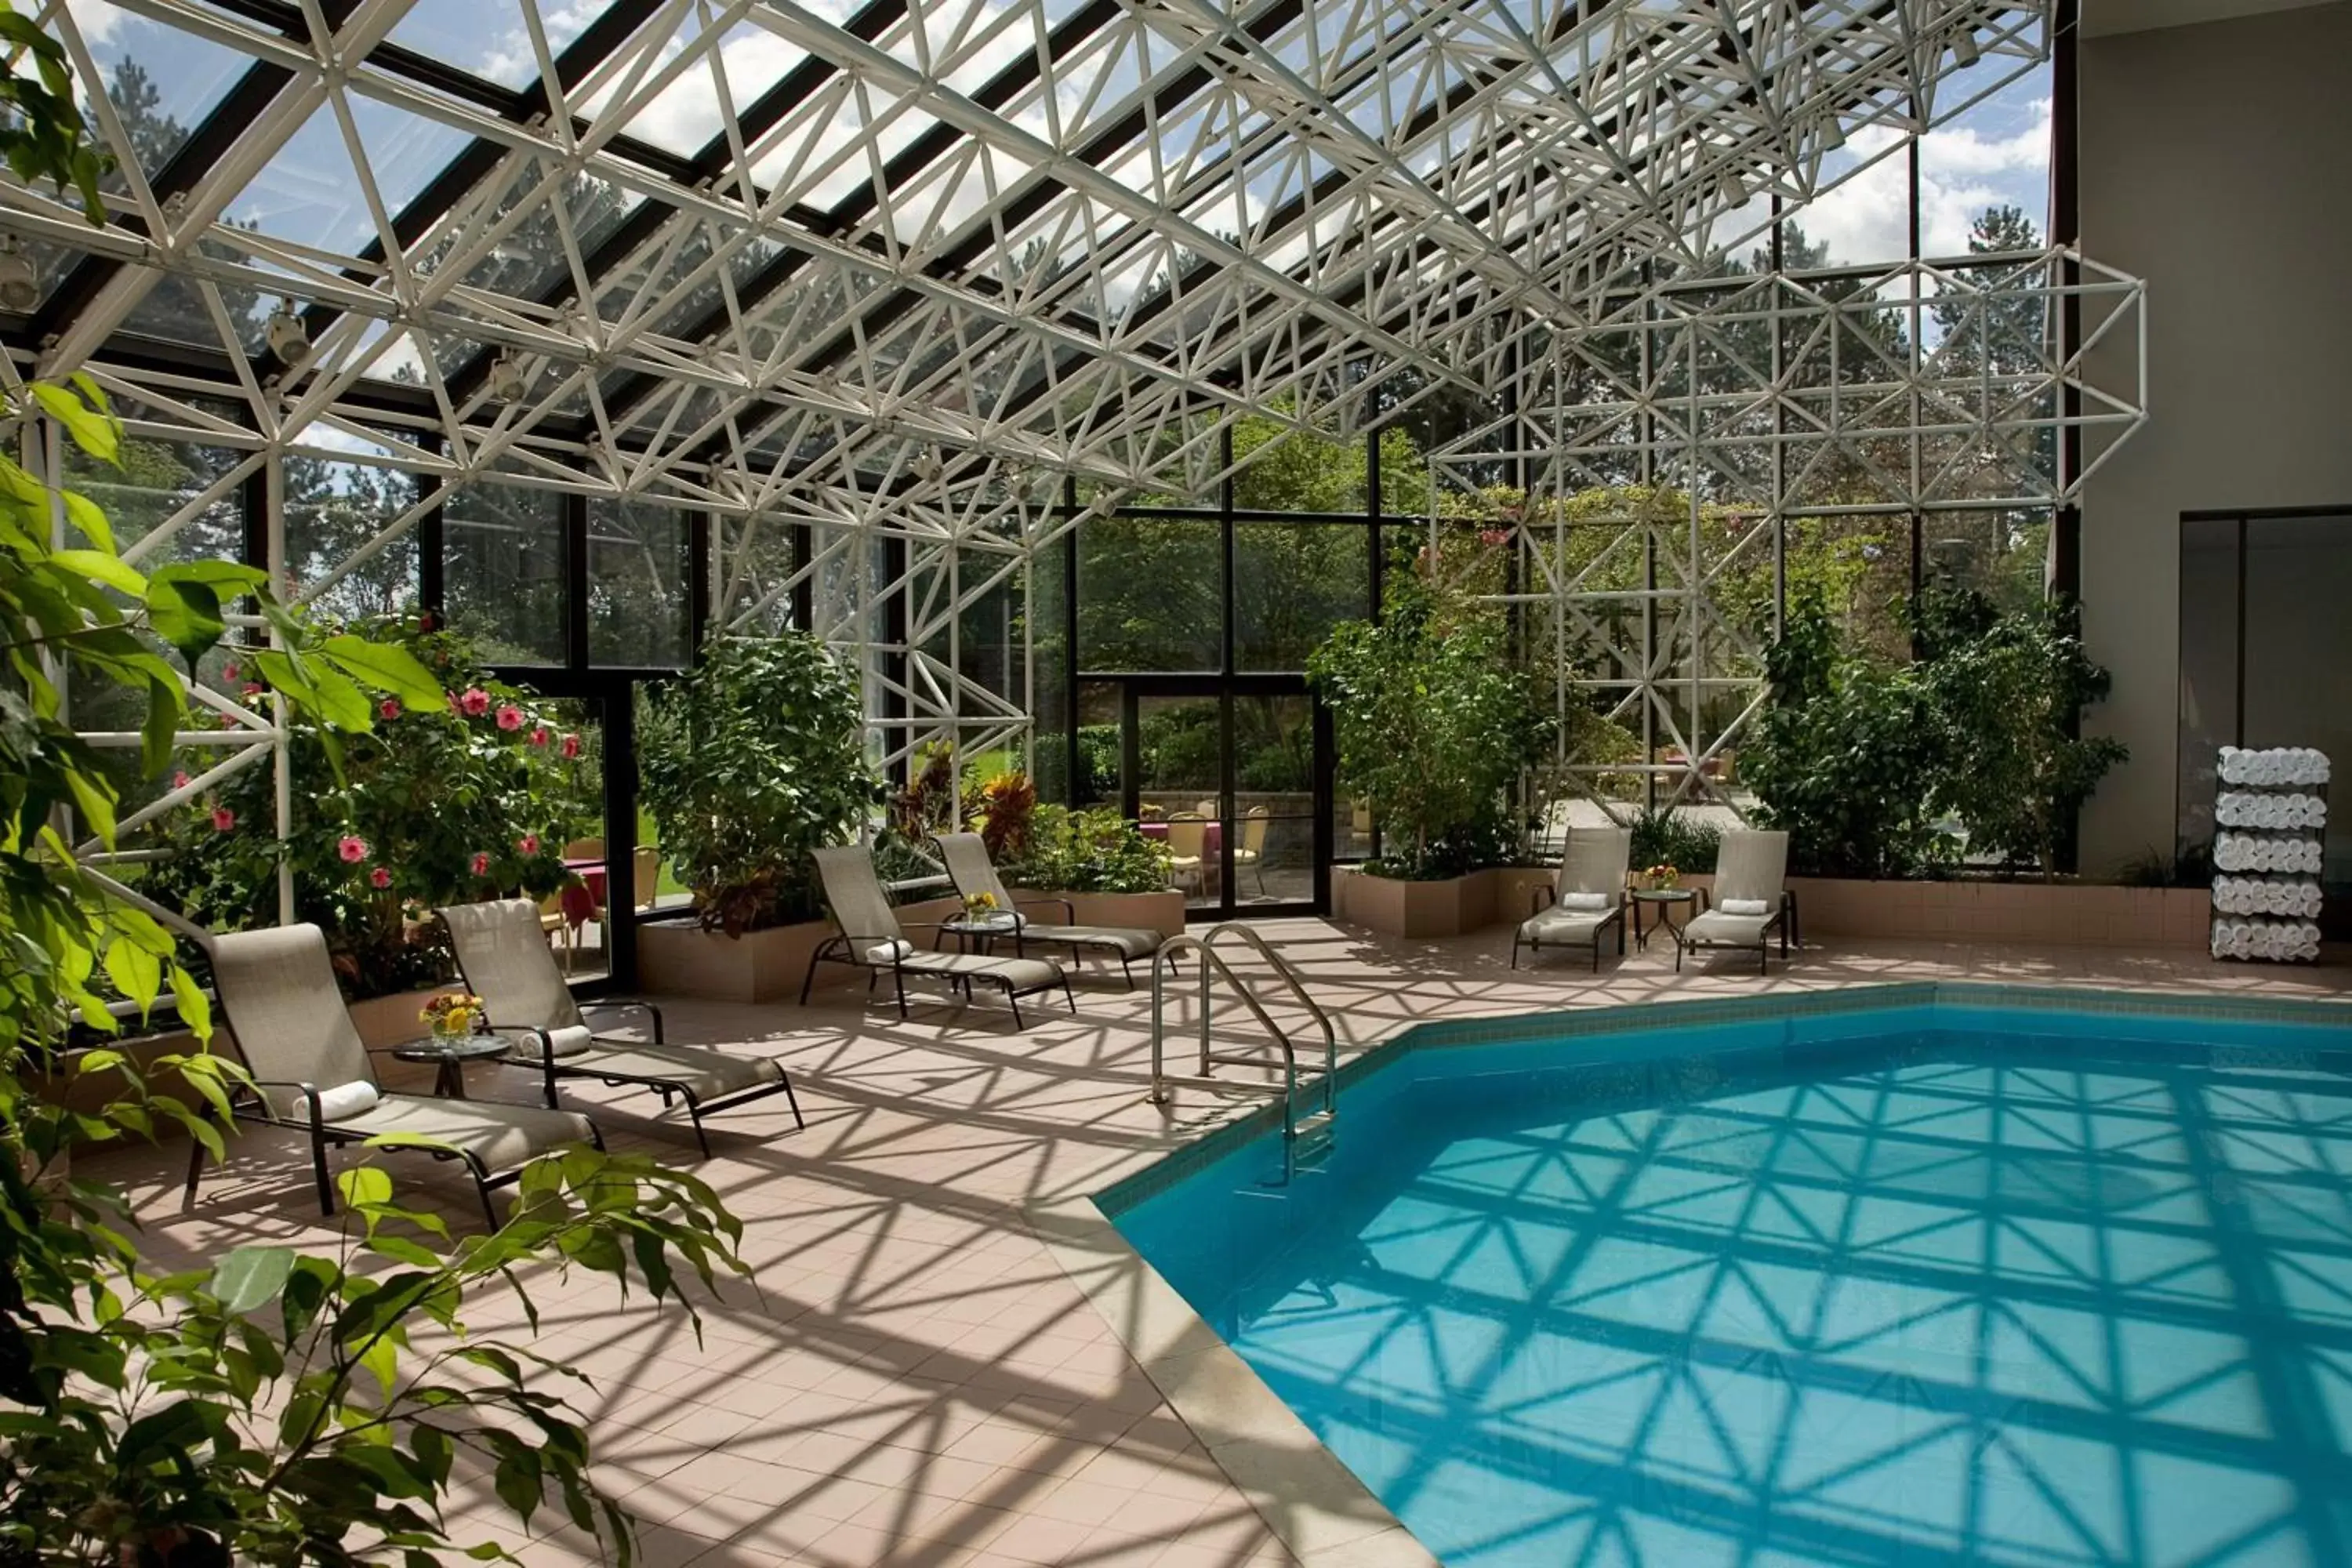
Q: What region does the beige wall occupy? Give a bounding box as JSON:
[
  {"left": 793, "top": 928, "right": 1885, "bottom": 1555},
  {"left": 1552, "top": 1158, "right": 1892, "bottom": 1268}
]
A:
[{"left": 2075, "top": 1, "right": 2352, "bottom": 875}]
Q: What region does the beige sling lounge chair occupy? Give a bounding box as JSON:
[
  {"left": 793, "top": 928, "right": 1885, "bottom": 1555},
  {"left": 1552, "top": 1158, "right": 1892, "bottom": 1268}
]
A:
[
  {"left": 1675, "top": 829, "right": 1798, "bottom": 974},
  {"left": 194, "top": 923, "right": 600, "bottom": 1225},
  {"left": 802, "top": 845, "right": 1073, "bottom": 1025},
  {"left": 440, "top": 899, "right": 801, "bottom": 1156},
  {"left": 932, "top": 833, "right": 1163, "bottom": 988},
  {"left": 1512, "top": 827, "right": 1632, "bottom": 972}
]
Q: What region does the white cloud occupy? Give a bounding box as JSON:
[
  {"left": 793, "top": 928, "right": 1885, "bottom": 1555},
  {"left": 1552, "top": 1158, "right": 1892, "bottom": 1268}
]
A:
[{"left": 1791, "top": 93, "right": 2053, "bottom": 266}]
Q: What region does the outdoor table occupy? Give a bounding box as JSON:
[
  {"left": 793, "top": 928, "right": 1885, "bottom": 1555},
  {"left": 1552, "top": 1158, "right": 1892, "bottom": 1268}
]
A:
[
  {"left": 939, "top": 910, "right": 1022, "bottom": 956},
  {"left": 389, "top": 1033, "right": 511, "bottom": 1100},
  {"left": 1629, "top": 887, "right": 1702, "bottom": 951}
]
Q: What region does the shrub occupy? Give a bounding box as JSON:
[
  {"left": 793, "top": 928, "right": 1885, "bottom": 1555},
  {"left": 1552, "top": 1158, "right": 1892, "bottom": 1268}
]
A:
[
  {"left": 1628, "top": 807, "right": 1722, "bottom": 874},
  {"left": 1309, "top": 539, "right": 1553, "bottom": 880},
  {"left": 1003, "top": 805, "right": 1172, "bottom": 894},
  {"left": 1744, "top": 590, "right": 1952, "bottom": 879},
  {"left": 148, "top": 615, "right": 596, "bottom": 997},
  {"left": 965, "top": 770, "right": 1038, "bottom": 861},
  {"left": 641, "top": 631, "right": 879, "bottom": 934},
  {"left": 1913, "top": 586, "right": 2128, "bottom": 880}
]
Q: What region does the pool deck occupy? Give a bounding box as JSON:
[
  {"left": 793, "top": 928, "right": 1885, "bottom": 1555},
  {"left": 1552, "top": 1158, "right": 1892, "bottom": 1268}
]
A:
[{"left": 88, "top": 926, "right": 2352, "bottom": 1567}]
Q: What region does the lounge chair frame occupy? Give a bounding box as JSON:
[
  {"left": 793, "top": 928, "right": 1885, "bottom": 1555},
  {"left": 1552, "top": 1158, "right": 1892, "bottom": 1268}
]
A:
[
  {"left": 1510, "top": 827, "right": 1632, "bottom": 974},
  {"left": 800, "top": 846, "right": 1074, "bottom": 1025},
  {"left": 931, "top": 833, "right": 1162, "bottom": 989},
  {"left": 441, "top": 901, "right": 804, "bottom": 1158},
  {"left": 1674, "top": 830, "right": 1803, "bottom": 974}
]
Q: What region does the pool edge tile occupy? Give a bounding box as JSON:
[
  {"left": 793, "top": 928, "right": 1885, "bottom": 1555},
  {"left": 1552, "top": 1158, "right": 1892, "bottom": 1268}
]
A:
[{"left": 1026, "top": 1193, "right": 1442, "bottom": 1568}]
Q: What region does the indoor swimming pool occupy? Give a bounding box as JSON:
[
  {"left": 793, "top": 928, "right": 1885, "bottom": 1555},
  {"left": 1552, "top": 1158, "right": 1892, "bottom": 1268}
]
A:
[{"left": 1108, "top": 989, "right": 2352, "bottom": 1568}]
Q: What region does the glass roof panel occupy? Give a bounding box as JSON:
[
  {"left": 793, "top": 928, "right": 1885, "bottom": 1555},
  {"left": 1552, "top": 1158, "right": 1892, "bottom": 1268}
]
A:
[
  {"left": 69, "top": 0, "right": 251, "bottom": 178},
  {"left": 383, "top": 0, "right": 562, "bottom": 89},
  {"left": 218, "top": 93, "right": 476, "bottom": 256}
]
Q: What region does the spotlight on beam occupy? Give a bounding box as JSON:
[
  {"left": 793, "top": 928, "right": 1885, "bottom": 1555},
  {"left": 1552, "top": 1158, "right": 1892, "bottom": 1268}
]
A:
[
  {"left": 1952, "top": 29, "right": 1980, "bottom": 67},
  {"left": 0, "top": 238, "right": 38, "bottom": 313},
  {"left": 487, "top": 353, "right": 527, "bottom": 402},
  {"left": 265, "top": 303, "right": 310, "bottom": 364},
  {"left": 1817, "top": 115, "right": 1846, "bottom": 153}
]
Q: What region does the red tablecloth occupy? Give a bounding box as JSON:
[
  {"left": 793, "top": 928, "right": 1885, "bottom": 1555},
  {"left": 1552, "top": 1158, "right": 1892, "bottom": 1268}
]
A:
[
  {"left": 560, "top": 858, "right": 608, "bottom": 928},
  {"left": 1138, "top": 820, "right": 1222, "bottom": 858}
]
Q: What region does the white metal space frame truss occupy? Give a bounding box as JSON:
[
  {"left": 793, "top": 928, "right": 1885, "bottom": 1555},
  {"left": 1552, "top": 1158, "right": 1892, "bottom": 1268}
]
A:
[{"left": 0, "top": 0, "right": 2143, "bottom": 857}]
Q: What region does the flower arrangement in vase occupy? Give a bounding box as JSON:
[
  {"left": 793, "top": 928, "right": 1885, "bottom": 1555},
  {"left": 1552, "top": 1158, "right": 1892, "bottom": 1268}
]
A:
[
  {"left": 420, "top": 990, "right": 487, "bottom": 1040},
  {"left": 1640, "top": 862, "right": 1682, "bottom": 892},
  {"left": 961, "top": 890, "right": 1009, "bottom": 926}
]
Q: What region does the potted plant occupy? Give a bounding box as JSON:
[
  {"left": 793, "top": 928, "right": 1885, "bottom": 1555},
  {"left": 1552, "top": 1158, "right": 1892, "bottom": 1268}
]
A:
[
  {"left": 1001, "top": 806, "right": 1186, "bottom": 936},
  {"left": 637, "top": 630, "right": 880, "bottom": 1000},
  {"left": 1310, "top": 529, "right": 1555, "bottom": 936}
]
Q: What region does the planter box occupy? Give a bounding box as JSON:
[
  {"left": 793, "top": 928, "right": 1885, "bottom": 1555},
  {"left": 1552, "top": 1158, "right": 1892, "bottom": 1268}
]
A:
[
  {"left": 1333, "top": 865, "right": 1556, "bottom": 939},
  {"left": 1011, "top": 887, "right": 1189, "bottom": 940},
  {"left": 637, "top": 918, "right": 838, "bottom": 1004},
  {"left": 1787, "top": 877, "right": 2210, "bottom": 949}
]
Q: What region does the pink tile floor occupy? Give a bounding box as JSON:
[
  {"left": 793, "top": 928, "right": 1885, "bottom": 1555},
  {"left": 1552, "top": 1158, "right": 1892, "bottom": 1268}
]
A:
[{"left": 87, "top": 924, "right": 2352, "bottom": 1566}]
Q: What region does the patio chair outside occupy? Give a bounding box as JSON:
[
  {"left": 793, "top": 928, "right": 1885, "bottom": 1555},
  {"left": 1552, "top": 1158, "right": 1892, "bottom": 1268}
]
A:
[
  {"left": 802, "top": 845, "right": 1073, "bottom": 1025},
  {"left": 1512, "top": 827, "right": 1632, "bottom": 972},
  {"left": 194, "top": 924, "right": 600, "bottom": 1225},
  {"left": 1676, "top": 829, "right": 1797, "bottom": 973},
  {"left": 440, "top": 899, "right": 802, "bottom": 1156},
  {"left": 933, "top": 833, "right": 1163, "bottom": 988},
  {"left": 1234, "top": 808, "right": 1270, "bottom": 895},
  {"left": 1164, "top": 815, "right": 1207, "bottom": 895}
]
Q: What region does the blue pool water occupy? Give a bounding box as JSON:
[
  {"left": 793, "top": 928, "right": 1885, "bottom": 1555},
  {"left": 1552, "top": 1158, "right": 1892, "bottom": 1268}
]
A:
[{"left": 1109, "top": 993, "right": 2352, "bottom": 1568}]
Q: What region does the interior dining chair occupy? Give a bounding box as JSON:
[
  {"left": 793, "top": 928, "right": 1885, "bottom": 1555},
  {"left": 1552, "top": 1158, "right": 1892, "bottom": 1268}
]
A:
[
  {"left": 1164, "top": 815, "right": 1207, "bottom": 895},
  {"left": 633, "top": 844, "right": 661, "bottom": 911},
  {"left": 1234, "top": 807, "right": 1271, "bottom": 895}
]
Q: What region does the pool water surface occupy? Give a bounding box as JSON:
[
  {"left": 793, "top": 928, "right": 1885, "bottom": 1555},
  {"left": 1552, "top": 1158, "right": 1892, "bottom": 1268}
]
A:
[{"left": 1108, "top": 994, "right": 2352, "bottom": 1568}]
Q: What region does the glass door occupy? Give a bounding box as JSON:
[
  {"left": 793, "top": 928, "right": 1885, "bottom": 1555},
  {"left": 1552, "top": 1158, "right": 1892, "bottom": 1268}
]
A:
[{"left": 1116, "top": 681, "right": 1328, "bottom": 918}]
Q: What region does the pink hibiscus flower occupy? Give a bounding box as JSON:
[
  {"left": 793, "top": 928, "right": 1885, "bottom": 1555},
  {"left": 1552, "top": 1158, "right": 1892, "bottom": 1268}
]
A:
[
  {"left": 495, "top": 704, "right": 524, "bottom": 731},
  {"left": 517, "top": 833, "right": 540, "bottom": 856},
  {"left": 558, "top": 732, "right": 583, "bottom": 760},
  {"left": 459, "top": 687, "right": 492, "bottom": 717},
  {"left": 220, "top": 662, "right": 238, "bottom": 681},
  {"left": 529, "top": 727, "right": 549, "bottom": 748},
  {"left": 172, "top": 771, "right": 191, "bottom": 791},
  {"left": 210, "top": 805, "right": 235, "bottom": 832},
  {"left": 337, "top": 835, "right": 369, "bottom": 863},
  {"left": 240, "top": 682, "right": 263, "bottom": 699},
  {"left": 470, "top": 851, "right": 491, "bottom": 877},
  {"left": 368, "top": 866, "right": 392, "bottom": 890},
  {"left": 379, "top": 698, "right": 401, "bottom": 720}
]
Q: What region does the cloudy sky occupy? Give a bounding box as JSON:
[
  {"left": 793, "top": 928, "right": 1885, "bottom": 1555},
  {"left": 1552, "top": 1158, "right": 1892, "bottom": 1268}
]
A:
[{"left": 1796, "top": 64, "right": 2055, "bottom": 263}]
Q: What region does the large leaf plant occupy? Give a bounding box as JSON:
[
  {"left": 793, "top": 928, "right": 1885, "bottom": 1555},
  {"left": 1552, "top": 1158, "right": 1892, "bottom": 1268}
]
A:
[{"left": 1, "top": 60, "right": 747, "bottom": 1565}]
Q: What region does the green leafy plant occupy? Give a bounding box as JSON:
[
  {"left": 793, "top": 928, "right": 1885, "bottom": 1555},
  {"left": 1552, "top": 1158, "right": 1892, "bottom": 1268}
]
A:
[
  {"left": 0, "top": 0, "right": 108, "bottom": 220},
  {"left": 147, "top": 615, "right": 596, "bottom": 998},
  {"left": 640, "top": 630, "right": 879, "bottom": 934},
  {"left": 1628, "top": 807, "right": 1722, "bottom": 875},
  {"left": 1913, "top": 585, "right": 2128, "bottom": 880},
  {"left": 1002, "top": 805, "right": 1172, "bottom": 894},
  {"left": 1308, "top": 535, "right": 1554, "bottom": 880},
  {"left": 1744, "top": 590, "right": 1954, "bottom": 880},
  {"left": 3, "top": 1154, "right": 744, "bottom": 1567}
]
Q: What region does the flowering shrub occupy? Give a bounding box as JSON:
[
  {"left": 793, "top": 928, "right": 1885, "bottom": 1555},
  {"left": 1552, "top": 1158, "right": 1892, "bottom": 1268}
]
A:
[{"left": 150, "top": 615, "right": 597, "bottom": 996}]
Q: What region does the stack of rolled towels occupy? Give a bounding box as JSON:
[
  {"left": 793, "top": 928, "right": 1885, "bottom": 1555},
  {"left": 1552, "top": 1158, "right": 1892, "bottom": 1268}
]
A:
[
  {"left": 2213, "top": 833, "right": 2325, "bottom": 874},
  {"left": 2211, "top": 874, "right": 2325, "bottom": 918},
  {"left": 2213, "top": 791, "right": 2328, "bottom": 829},
  {"left": 2217, "top": 746, "right": 2332, "bottom": 787},
  {"left": 2210, "top": 918, "right": 2322, "bottom": 962}
]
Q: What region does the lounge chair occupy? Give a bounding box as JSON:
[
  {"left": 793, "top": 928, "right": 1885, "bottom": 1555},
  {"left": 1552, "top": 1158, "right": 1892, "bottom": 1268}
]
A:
[
  {"left": 439, "top": 899, "right": 802, "bottom": 1157},
  {"left": 1675, "top": 829, "right": 1798, "bottom": 973},
  {"left": 801, "top": 845, "right": 1073, "bottom": 1025},
  {"left": 193, "top": 923, "right": 601, "bottom": 1225},
  {"left": 1511, "top": 827, "right": 1631, "bottom": 972},
  {"left": 932, "top": 832, "right": 1163, "bottom": 988}
]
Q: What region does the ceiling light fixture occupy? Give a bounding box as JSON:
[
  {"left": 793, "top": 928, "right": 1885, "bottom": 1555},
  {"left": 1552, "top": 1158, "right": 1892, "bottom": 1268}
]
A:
[
  {"left": 1817, "top": 114, "right": 1846, "bottom": 152},
  {"left": 0, "top": 239, "right": 38, "bottom": 313},
  {"left": 264, "top": 303, "right": 310, "bottom": 363},
  {"left": 487, "top": 353, "right": 526, "bottom": 401},
  {"left": 1951, "top": 28, "right": 1980, "bottom": 67}
]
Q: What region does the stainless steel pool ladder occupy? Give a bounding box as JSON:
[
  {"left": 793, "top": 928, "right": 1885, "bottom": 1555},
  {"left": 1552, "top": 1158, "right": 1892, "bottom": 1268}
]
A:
[{"left": 1148, "top": 923, "right": 1338, "bottom": 1183}]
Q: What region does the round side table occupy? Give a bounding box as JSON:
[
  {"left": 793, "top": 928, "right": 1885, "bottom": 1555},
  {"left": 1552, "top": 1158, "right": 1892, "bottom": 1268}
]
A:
[
  {"left": 390, "top": 1033, "right": 511, "bottom": 1100},
  {"left": 940, "top": 912, "right": 1022, "bottom": 956},
  {"left": 1629, "top": 887, "right": 1700, "bottom": 951}
]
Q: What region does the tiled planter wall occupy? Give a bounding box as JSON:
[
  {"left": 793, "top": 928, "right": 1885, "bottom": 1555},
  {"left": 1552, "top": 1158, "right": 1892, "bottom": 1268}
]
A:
[{"left": 1788, "top": 878, "right": 2209, "bottom": 949}]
